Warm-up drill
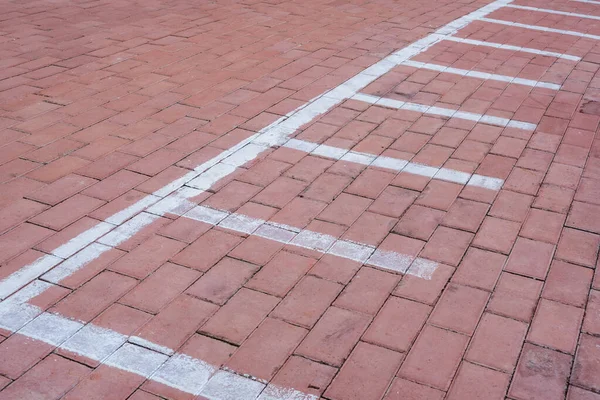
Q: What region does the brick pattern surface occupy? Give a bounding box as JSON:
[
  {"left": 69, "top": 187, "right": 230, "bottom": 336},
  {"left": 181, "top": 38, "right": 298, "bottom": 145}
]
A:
[{"left": 1, "top": 0, "right": 600, "bottom": 398}]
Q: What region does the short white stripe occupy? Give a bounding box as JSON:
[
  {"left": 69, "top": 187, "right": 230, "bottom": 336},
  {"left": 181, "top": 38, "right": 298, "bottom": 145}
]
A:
[
  {"left": 353, "top": 93, "right": 536, "bottom": 130},
  {"left": 506, "top": 4, "right": 600, "bottom": 20},
  {"left": 442, "top": 36, "right": 581, "bottom": 61},
  {"left": 401, "top": 60, "right": 561, "bottom": 89},
  {"left": 282, "top": 138, "right": 505, "bottom": 190},
  {"left": 183, "top": 205, "right": 438, "bottom": 278},
  {"left": 479, "top": 17, "right": 600, "bottom": 40},
  {"left": 572, "top": 0, "right": 600, "bottom": 4}
]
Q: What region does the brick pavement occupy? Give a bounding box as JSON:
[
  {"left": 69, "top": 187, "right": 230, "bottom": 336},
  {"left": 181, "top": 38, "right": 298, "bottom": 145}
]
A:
[{"left": 1, "top": 0, "right": 600, "bottom": 398}]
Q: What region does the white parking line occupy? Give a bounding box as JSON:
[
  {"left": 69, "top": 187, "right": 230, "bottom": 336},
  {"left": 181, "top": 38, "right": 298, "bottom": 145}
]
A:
[
  {"left": 571, "top": 0, "right": 600, "bottom": 4},
  {"left": 479, "top": 17, "right": 600, "bottom": 40},
  {"left": 401, "top": 60, "right": 561, "bottom": 89},
  {"left": 352, "top": 93, "right": 537, "bottom": 130},
  {"left": 442, "top": 36, "right": 581, "bottom": 61},
  {"left": 506, "top": 4, "right": 600, "bottom": 20},
  {"left": 283, "top": 138, "right": 505, "bottom": 190},
  {"left": 182, "top": 205, "right": 439, "bottom": 277}
]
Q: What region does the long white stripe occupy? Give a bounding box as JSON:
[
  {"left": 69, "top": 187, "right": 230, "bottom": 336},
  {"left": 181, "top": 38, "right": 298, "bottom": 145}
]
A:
[
  {"left": 283, "top": 138, "right": 503, "bottom": 189},
  {"left": 506, "top": 4, "right": 600, "bottom": 20},
  {"left": 443, "top": 36, "right": 581, "bottom": 61},
  {"left": 401, "top": 60, "right": 561, "bottom": 89},
  {"left": 479, "top": 17, "right": 600, "bottom": 40},
  {"left": 353, "top": 93, "right": 537, "bottom": 131}
]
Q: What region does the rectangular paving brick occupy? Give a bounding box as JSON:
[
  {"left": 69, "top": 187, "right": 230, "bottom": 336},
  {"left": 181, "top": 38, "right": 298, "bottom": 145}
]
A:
[
  {"left": 110, "top": 235, "right": 187, "bottom": 279},
  {"left": 325, "top": 342, "right": 403, "bottom": 400},
  {"left": 170, "top": 230, "right": 243, "bottom": 272},
  {"left": 119, "top": 262, "right": 201, "bottom": 314},
  {"left": 246, "top": 251, "right": 316, "bottom": 298},
  {"left": 362, "top": 296, "right": 431, "bottom": 352},
  {"left": 186, "top": 257, "right": 258, "bottom": 305},
  {"left": 271, "top": 275, "right": 342, "bottom": 328},
  {"left": 51, "top": 270, "right": 138, "bottom": 322},
  {"left": 334, "top": 267, "right": 400, "bottom": 315},
  {"left": 398, "top": 324, "right": 469, "bottom": 390},
  {"left": 134, "top": 294, "right": 218, "bottom": 352},
  {"left": 0, "top": 354, "right": 90, "bottom": 400},
  {"left": 295, "top": 306, "right": 371, "bottom": 367},
  {"left": 226, "top": 317, "right": 307, "bottom": 381},
  {"left": 509, "top": 343, "right": 572, "bottom": 400},
  {"left": 200, "top": 288, "right": 280, "bottom": 345}
]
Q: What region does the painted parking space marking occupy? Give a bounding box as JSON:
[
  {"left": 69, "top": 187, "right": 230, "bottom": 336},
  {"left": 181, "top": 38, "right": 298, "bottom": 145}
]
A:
[
  {"left": 571, "top": 0, "right": 600, "bottom": 4},
  {"left": 479, "top": 16, "right": 600, "bottom": 40},
  {"left": 283, "top": 138, "right": 504, "bottom": 189},
  {"left": 442, "top": 36, "right": 581, "bottom": 61},
  {"left": 507, "top": 3, "right": 600, "bottom": 19},
  {"left": 351, "top": 93, "right": 537, "bottom": 131},
  {"left": 400, "top": 60, "right": 562, "bottom": 89}
]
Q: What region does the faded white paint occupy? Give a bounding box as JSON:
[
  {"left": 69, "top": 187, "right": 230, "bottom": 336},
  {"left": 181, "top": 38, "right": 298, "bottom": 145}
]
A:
[
  {"left": 401, "top": 60, "right": 561, "bottom": 89},
  {"left": 442, "top": 36, "right": 581, "bottom": 61}
]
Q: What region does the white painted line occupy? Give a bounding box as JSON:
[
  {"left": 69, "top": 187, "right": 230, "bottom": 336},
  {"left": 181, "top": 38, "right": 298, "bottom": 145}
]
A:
[
  {"left": 4, "top": 301, "right": 275, "bottom": 398},
  {"left": 0, "top": 281, "right": 51, "bottom": 332},
  {"left": 105, "top": 342, "right": 169, "bottom": 378},
  {"left": 152, "top": 354, "right": 216, "bottom": 396},
  {"left": 506, "top": 4, "right": 600, "bottom": 20},
  {"left": 97, "top": 212, "right": 161, "bottom": 247},
  {"left": 479, "top": 17, "right": 600, "bottom": 40},
  {"left": 52, "top": 222, "right": 114, "bottom": 259},
  {"left": 41, "top": 243, "right": 112, "bottom": 284},
  {"left": 60, "top": 324, "right": 128, "bottom": 362},
  {"left": 572, "top": 0, "right": 600, "bottom": 4},
  {"left": 401, "top": 60, "right": 561, "bottom": 89},
  {"left": 19, "top": 312, "right": 83, "bottom": 347},
  {"left": 0, "top": 255, "right": 62, "bottom": 300},
  {"left": 200, "top": 370, "right": 266, "bottom": 400},
  {"left": 353, "top": 92, "right": 537, "bottom": 131},
  {"left": 282, "top": 138, "right": 504, "bottom": 189},
  {"left": 180, "top": 204, "right": 438, "bottom": 278},
  {"left": 443, "top": 36, "right": 581, "bottom": 61}
]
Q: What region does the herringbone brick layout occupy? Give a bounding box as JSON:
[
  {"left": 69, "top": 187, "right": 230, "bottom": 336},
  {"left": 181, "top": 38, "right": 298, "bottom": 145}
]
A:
[{"left": 1, "top": 0, "right": 600, "bottom": 398}]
